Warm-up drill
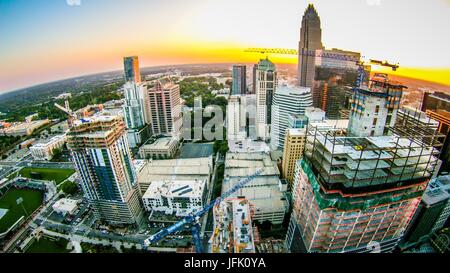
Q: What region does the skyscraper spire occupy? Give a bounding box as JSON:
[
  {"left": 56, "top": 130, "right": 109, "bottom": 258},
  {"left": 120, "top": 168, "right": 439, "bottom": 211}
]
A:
[{"left": 298, "top": 3, "right": 323, "bottom": 87}]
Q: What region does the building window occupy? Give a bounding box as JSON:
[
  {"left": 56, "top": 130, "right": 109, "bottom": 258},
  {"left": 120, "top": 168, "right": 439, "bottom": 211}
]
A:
[{"left": 375, "top": 105, "right": 380, "bottom": 114}]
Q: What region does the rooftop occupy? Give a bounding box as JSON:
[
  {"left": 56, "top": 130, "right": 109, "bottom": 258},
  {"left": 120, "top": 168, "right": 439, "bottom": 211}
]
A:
[
  {"left": 422, "top": 175, "right": 450, "bottom": 206},
  {"left": 179, "top": 143, "right": 214, "bottom": 159},
  {"left": 141, "top": 136, "right": 177, "bottom": 150},
  {"left": 143, "top": 179, "right": 206, "bottom": 199},
  {"left": 137, "top": 157, "right": 212, "bottom": 183}
]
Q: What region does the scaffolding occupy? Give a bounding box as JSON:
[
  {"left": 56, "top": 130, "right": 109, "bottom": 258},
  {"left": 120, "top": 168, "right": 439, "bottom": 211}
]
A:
[{"left": 302, "top": 123, "right": 444, "bottom": 197}]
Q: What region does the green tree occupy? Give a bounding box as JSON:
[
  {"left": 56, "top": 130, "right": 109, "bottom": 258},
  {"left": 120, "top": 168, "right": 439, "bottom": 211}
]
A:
[{"left": 61, "top": 181, "right": 79, "bottom": 195}]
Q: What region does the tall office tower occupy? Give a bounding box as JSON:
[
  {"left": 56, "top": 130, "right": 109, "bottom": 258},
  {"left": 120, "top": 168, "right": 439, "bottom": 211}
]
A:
[
  {"left": 348, "top": 74, "right": 405, "bottom": 137},
  {"left": 232, "top": 65, "right": 247, "bottom": 95},
  {"left": 124, "top": 56, "right": 142, "bottom": 83},
  {"left": 285, "top": 75, "right": 442, "bottom": 253},
  {"left": 282, "top": 128, "right": 307, "bottom": 189},
  {"left": 312, "top": 49, "right": 361, "bottom": 118},
  {"left": 67, "top": 116, "right": 144, "bottom": 226},
  {"left": 298, "top": 4, "right": 323, "bottom": 87},
  {"left": 123, "top": 82, "right": 146, "bottom": 129},
  {"left": 270, "top": 86, "right": 312, "bottom": 150},
  {"left": 146, "top": 78, "right": 182, "bottom": 136},
  {"left": 255, "top": 58, "right": 277, "bottom": 141},
  {"left": 401, "top": 175, "right": 450, "bottom": 248}
]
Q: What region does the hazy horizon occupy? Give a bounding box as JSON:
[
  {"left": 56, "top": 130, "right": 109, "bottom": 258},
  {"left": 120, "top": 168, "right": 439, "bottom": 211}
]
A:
[{"left": 1, "top": 0, "right": 450, "bottom": 92}]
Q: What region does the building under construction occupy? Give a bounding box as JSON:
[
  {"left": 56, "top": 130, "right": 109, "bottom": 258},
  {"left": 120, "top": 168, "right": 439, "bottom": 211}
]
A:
[
  {"left": 209, "top": 198, "right": 257, "bottom": 253},
  {"left": 286, "top": 75, "right": 444, "bottom": 253},
  {"left": 67, "top": 116, "right": 145, "bottom": 226}
]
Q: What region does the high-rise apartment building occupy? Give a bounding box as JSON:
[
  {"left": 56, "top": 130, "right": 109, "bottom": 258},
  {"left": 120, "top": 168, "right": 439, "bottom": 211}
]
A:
[
  {"left": 123, "top": 82, "right": 147, "bottom": 130},
  {"left": 124, "top": 56, "right": 142, "bottom": 83},
  {"left": 67, "top": 116, "right": 144, "bottom": 226},
  {"left": 145, "top": 78, "right": 182, "bottom": 136},
  {"left": 254, "top": 58, "right": 277, "bottom": 141},
  {"left": 270, "top": 86, "right": 312, "bottom": 150},
  {"left": 298, "top": 4, "right": 323, "bottom": 87},
  {"left": 232, "top": 65, "right": 247, "bottom": 95},
  {"left": 227, "top": 95, "right": 244, "bottom": 141},
  {"left": 286, "top": 76, "right": 442, "bottom": 253}
]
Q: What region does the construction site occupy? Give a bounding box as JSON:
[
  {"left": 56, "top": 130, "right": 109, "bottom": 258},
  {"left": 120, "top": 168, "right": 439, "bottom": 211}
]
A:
[
  {"left": 209, "top": 198, "right": 257, "bottom": 253},
  {"left": 286, "top": 71, "right": 447, "bottom": 253}
]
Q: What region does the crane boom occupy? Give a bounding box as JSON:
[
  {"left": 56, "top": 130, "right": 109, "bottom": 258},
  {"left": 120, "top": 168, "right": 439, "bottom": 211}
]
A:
[
  {"left": 54, "top": 103, "right": 71, "bottom": 115},
  {"left": 143, "top": 168, "right": 264, "bottom": 248},
  {"left": 54, "top": 100, "right": 76, "bottom": 128},
  {"left": 244, "top": 47, "right": 399, "bottom": 88}
]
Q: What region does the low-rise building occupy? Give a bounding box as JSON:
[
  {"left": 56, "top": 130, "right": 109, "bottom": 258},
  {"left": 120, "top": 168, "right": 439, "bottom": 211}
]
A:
[
  {"left": 138, "top": 136, "right": 179, "bottom": 159},
  {"left": 223, "top": 152, "right": 288, "bottom": 225},
  {"left": 0, "top": 119, "right": 50, "bottom": 136},
  {"left": 52, "top": 198, "right": 80, "bottom": 216},
  {"left": 142, "top": 179, "right": 207, "bottom": 217},
  {"left": 30, "top": 134, "right": 66, "bottom": 161},
  {"left": 137, "top": 157, "right": 213, "bottom": 194}
]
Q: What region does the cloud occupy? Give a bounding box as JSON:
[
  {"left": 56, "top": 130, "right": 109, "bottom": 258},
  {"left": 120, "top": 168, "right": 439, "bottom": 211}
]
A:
[{"left": 66, "top": 0, "right": 81, "bottom": 6}]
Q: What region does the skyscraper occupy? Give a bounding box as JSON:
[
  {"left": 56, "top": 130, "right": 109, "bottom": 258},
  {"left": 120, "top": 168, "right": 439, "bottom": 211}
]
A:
[
  {"left": 254, "top": 58, "right": 277, "bottom": 141},
  {"left": 145, "top": 77, "right": 182, "bottom": 136},
  {"left": 232, "top": 65, "right": 247, "bottom": 95},
  {"left": 312, "top": 49, "right": 361, "bottom": 118},
  {"left": 285, "top": 75, "right": 441, "bottom": 253},
  {"left": 270, "top": 86, "right": 312, "bottom": 150},
  {"left": 123, "top": 82, "right": 147, "bottom": 129},
  {"left": 124, "top": 56, "right": 142, "bottom": 83},
  {"left": 67, "top": 116, "right": 144, "bottom": 226},
  {"left": 298, "top": 4, "right": 323, "bottom": 87},
  {"left": 402, "top": 175, "right": 450, "bottom": 248}
]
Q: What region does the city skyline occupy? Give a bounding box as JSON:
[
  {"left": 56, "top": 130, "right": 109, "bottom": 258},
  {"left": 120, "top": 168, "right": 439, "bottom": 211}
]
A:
[{"left": 1, "top": 0, "right": 450, "bottom": 93}]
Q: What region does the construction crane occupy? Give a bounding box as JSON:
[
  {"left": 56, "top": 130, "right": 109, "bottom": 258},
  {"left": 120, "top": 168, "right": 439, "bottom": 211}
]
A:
[
  {"left": 244, "top": 47, "right": 399, "bottom": 88},
  {"left": 54, "top": 100, "right": 76, "bottom": 128},
  {"left": 143, "top": 168, "right": 264, "bottom": 253}
]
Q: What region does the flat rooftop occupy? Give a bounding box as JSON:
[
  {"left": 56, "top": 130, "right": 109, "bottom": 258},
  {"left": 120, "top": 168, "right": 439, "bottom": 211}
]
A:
[
  {"left": 422, "top": 175, "right": 450, "bottom": 205},
  {"left": 137, "top": 157, "right": 212, "bottom": 183},
  {"left": 143, "top": 179, "right": 206, "bottom": 199},
  {"left": 179, "top": 143, "right": 214, "bottom": 158},
  {"left": 142, "top": 136, "right": 177, "bottom": 150}
]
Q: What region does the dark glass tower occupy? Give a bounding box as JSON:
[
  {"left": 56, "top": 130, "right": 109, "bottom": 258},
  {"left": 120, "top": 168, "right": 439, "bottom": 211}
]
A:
[
  {"left": 298, "top": 4, "right": 323, "bottom": 87},
  {"left": 124, "top": 56, "right": 142, "bottom": 83}
]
